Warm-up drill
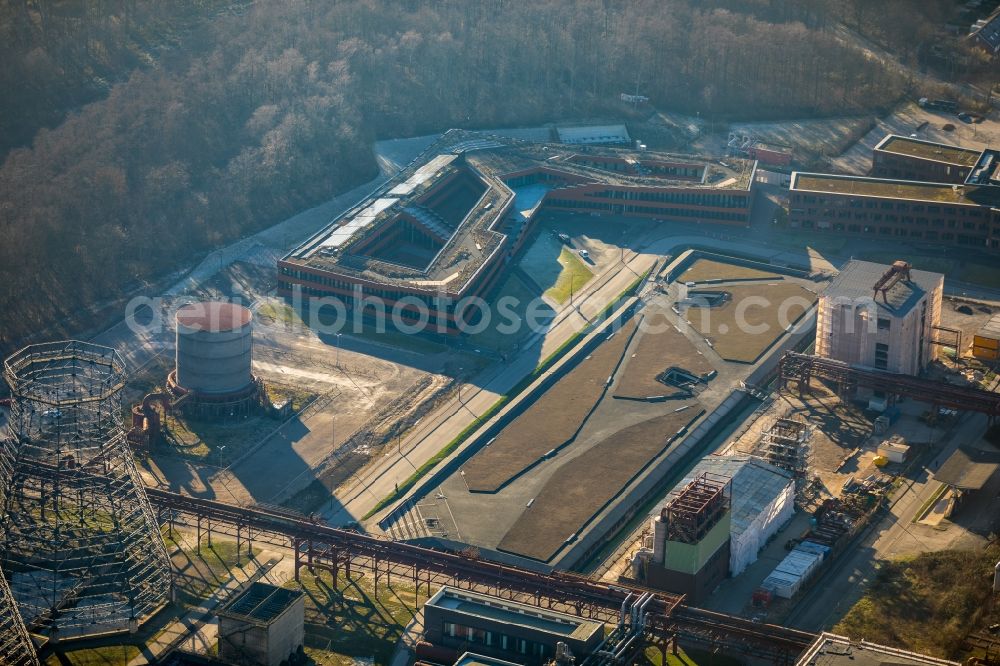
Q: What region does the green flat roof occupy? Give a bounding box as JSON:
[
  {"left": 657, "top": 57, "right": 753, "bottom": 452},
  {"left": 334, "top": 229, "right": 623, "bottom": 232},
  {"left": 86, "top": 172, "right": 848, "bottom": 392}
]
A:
[
  {"left": 879, "top": 136, "right": 982, "bottom": 167},
  {"left": 792, "top": 173, "right": 996, "bottom": 205}
]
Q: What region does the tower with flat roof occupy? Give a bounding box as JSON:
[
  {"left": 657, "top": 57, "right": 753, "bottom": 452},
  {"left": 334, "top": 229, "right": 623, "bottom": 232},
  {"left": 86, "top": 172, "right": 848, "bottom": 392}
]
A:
[{"left": 816, "top": 260, "right": 943, "bottom": 376}]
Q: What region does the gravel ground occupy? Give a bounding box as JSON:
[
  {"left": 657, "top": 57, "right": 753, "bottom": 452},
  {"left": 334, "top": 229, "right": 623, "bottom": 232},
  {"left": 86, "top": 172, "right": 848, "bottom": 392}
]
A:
[
  {"left": 685, "top": 282, "right": 817, "bottom": 363},
  {"left": 613, "top": 314, "right": 714, "bottom": 400},
  {"left": 678, "top": 258, "right": 781, "bottom": 283}
]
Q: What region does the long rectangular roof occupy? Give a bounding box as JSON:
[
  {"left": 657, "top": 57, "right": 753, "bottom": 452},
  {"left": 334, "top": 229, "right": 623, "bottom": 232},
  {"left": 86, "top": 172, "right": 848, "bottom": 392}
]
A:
[
  {"left": 426, "top": 587, "right": 603, "bottom": 641},
  {"left": 969, "top": 8, "right": 1000, "bottom": 51},
  {"left": 389, "top": 153, "right": 458, "bottom": 196},
  {"left": 876, "top": 135, "right": 982, "bottom": 167},
  {"left": 470, "top": 144, "right": 755, "bottom": 190},
  {"left": 791, "top": 172, "right": 1000, "bottom": 206},
  {"left": 318, "top": 196, "right": 397, "bottom": 250},
  {"left": 556, "top": 124, "right": 630, "bottom": 145}
]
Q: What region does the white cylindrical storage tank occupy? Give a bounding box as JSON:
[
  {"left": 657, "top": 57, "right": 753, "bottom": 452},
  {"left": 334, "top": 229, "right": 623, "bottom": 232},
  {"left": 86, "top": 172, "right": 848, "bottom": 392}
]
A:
[
  {"left": 652, "top": 511, "right": 668, "bottom": 565},
  {"left": 631, "top": 548, "right": 652, "bottom": 579},
  {"left": 175, "top": 302, "right": 253, "bottom": 395}
]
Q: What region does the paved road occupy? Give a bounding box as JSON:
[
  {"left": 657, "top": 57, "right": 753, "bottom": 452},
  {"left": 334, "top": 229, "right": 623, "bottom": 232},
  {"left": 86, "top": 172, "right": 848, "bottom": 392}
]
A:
[
  {"left": 326, "top": 213, "right": 1000, "bottom": 528},
  {"left": 785, "top": 411, "right": 992, "bottom": 632}
]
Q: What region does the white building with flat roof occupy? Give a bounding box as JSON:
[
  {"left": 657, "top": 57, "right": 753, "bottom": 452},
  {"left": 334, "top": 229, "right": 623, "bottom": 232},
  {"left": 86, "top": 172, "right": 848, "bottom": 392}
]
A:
[
  {"left": 815, "top": 260, "right": 943, "bottom": 376},
  {"left": 653, "top": 455, "right": 795, "bottom": 577}
]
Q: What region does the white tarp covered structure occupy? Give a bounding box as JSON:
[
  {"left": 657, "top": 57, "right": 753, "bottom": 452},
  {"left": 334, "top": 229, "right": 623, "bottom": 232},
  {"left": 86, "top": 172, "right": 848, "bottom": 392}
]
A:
[{"left": 664, "top": 455, "right": 795, "bottom": 576}]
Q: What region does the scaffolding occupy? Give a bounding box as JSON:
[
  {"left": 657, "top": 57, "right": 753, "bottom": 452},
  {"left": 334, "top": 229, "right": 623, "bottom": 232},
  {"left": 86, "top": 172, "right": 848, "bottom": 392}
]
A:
[
  {"left": 664, "top": 473, "right": 730, "bottom": 545},
  {"left": 0, "top": 341, "right": 171, "bottom": 638},
  {"left": 0, "top": 565, "right": 38, "bottom": 665},
  {"left": 758, "top": 418, "right": 810, "bottom": 476}
]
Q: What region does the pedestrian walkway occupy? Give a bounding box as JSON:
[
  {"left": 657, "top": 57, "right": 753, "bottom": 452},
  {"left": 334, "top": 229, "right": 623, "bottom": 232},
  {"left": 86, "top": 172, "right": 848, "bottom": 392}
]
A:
[
  {"left": 128, "top": 539, "right": 288, "bottom": 665},
  {"left": 389, "top": 609, "right": 426, "bottom": 666}
]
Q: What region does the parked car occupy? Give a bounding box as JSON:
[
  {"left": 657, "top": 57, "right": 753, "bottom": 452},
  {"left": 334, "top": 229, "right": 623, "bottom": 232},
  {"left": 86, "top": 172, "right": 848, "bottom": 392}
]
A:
[
  {"left": 578, "top": 249, "right": 590, "bottom": 260},
  {"left": 957, "top": 112, "right": 973, "bottom": 124}
]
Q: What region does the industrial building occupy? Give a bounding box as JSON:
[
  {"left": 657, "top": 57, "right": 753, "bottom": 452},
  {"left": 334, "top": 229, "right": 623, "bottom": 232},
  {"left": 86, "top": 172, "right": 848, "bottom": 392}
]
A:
[
  {"left": 278, "top": 130, "right": 756, "bottom": 334},
  {"left": 127, "top": 301, "right": 262, "bottom": 449},
  {"left": 422, "top": 586, "right": 604, "bottom": 665},
  {"left": 555, "top": 124, "right": 631, "bottom": 145},
  {"left": 788, "top": 171, "right": 1000, "bottom": 250},
  {"left": 796, "top": 632, "right": 959, "bottom": 666},
  {"left": 637, "top": 474, "right": 732, "bottom": 603},
  {"left": 815, "top": 260, "right": 943, "bottom": 376},
  {"left": 658, "top": 456, "right": 795, "bottom": 578},
  {"left": 968, "top": 7, "right": 1000, "bottom": 55},
  {"left": 789, "top": 135, "right": 1000, "bottom": 251},
  {"left": 871, "top": 135, "right": 983, "bottom": 183},
  {"left": 933, "top": 446, "right": 1000, "bottom": 514},
  {"left": 760, "top": 541, "right": 829, "bottom": 600},
  {"left": 972, "top": 313, "right": 1000, "bottom": 361},
  {"left": 217, "top": 582, "right": 305, "bottom": 666}
]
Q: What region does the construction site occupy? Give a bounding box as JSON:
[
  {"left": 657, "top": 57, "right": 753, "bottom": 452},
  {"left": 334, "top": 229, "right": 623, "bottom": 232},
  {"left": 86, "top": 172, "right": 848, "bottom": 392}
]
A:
[
  {"left": 2, "top": 120, "right": 1000, "bottom": 666},
  {"left": 377, "top": 250, "right": 826, "bottom": 573},
  {"left": 592, "top": 269, "right": 1000, "bottom": 633}
]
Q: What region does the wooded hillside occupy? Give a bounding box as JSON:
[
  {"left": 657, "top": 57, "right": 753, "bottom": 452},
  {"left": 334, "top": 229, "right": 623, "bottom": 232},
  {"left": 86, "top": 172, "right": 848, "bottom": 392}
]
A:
[{"left": 0, "top": 0, "right": 954, "bottom": 350}]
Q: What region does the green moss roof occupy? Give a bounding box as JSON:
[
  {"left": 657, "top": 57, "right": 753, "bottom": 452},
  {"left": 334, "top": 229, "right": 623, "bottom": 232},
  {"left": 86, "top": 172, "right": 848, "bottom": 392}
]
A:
[
  {"left": 879, "top": 136, "right": 981, "bottom": 167},
  {"left": 794, "top": 173, "right": 984, "bottom": 204}
]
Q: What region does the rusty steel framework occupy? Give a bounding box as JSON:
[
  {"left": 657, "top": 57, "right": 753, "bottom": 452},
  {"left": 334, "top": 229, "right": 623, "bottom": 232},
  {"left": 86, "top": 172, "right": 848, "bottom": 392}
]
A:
[
  {"left": 871, "top": 260, "right": 911, "bottom": 304},
  {"left": 664, "top": 473, "right": 730, "bottom": 545},
  {"left": 147, "top": 488, "right": 815, "bottom": 663},
  {"left": 931, "top": 324, "right": 962, "bottom": 353},
  {"left": 0, "top": 341, "right": 171, "bottom": 638},
  {"left": 759, "top": 418, "right": 809, "bottom": 476},
  {"left": 779, "top": 352, "right": 1000, "bottom": 422}
]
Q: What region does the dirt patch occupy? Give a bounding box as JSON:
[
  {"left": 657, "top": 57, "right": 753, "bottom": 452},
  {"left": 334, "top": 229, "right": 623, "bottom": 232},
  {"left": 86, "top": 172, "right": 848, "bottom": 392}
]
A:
[
  {"left": 678, "top": 259, "right": 780, "bottom": 283},
  {"left": 462, "top": 319, "right": 638, "bottom": 492},
  {"left": 192, "top": 260, "right": 277, "bottom": 301},
  {"left": 497, "top": 407, "right": 701, "bottom": 562},
  {"left": 614, "top": 316, "right": 714, "bottom": 400},
  {"left": 732, "top": 385, "right": 877, "bottom": 499},
  {"left": 685, "top": 282, "right": 817, "bottom": 363}
]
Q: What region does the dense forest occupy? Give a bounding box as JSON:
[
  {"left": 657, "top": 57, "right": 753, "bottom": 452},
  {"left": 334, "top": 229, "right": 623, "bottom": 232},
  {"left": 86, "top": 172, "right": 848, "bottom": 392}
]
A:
[{"left": 0, "top": 0, "right": 965, "bottom": 349}]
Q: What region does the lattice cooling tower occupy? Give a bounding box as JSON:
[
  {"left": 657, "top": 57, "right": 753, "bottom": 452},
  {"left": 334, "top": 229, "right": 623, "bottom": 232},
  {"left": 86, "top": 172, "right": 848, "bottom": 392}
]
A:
[
  {"left": 0, "top": 341, "right": 171, "bottom": 639},
  {"left": 0, "top": 567, "right": 37, "bottom": 665}
]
